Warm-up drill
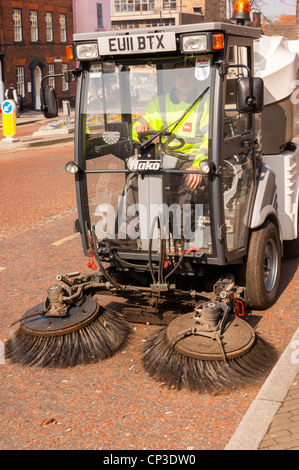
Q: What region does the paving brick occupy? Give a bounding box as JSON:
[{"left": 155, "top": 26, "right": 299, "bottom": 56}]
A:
[
  {"left": 284, "top": 439, "right": 299, "bottom": 449},
  {"left": 271, "top": 411, "right": 291, "bottom": 420},
  {"left": 285, "top": 391, "right": 299, "bottom": 400},
  {"left": 261, "top": 443, "right": 290, "bottom": 450},
  {"left": 259, "top": 438, "right": 277, "bottom": 449},
  {"left": 262, "top": 436, "right": 299, "bottom": 450},
  {"left": 289, "top": 426, "right": 299, "bottom": 434},
  {"left": 268, "top": 422, "right": 293, "bottom": 433},
  {"left": 270, "top": 415, "right": 293, "bottom": 426},
  {"left": 279, "top": 402, "right": 299, "bottom": 413},
  {"left": 268, "top": 429, "right": 291, "bottom": 439},
  {"left": 276, "top": 435, "right": 295, "bottom": 444}
]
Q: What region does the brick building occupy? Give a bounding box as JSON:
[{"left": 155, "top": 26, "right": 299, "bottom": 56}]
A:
[
  {"left": 262, "top": 15, "right": 297, "bottom": 40},
  {"left": 0, "top": 0, "right": 75, "bottom": 111}
]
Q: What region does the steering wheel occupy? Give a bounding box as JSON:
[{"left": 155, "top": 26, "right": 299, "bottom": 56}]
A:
[{"left": 138, "top": 130, "right": 185, "bottom": 151}]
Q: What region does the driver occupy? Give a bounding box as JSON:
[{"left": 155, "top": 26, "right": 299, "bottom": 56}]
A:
[{"left": 132, "top": 62, "right": 209, "bottom": 190}]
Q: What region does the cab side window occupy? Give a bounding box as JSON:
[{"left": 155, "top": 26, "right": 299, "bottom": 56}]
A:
[{"left": 224, "top": 45, "right": 251, "bottom": 140}]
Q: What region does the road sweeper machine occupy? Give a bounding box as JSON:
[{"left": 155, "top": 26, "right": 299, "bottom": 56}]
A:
[{"left": 6, "top": 1, "right": 299, "bottom": 392}]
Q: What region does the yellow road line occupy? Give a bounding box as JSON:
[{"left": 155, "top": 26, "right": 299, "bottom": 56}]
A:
[{"left": 51, "top": 233, "right": 80, "bottom": 247}]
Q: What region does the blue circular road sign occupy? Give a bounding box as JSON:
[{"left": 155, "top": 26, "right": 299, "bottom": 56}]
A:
[{"left": 2, "top": 101, "right": 13, "bottom": 114}]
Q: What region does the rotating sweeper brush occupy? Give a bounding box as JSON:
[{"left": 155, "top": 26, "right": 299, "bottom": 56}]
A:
[
  {"left": 142, "top": 301, "right": 277, "bottom": 393},
  {"left": 6, "top": 277, "right": 131, "bottom": 368}
]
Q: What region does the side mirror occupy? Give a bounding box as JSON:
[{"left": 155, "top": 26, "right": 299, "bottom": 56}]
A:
[
  {"left": 236, "top": 77, "right": 264, "bottom": 114},
  {"left": 41, "top": 85, "right": 58, "bottom": 118}
]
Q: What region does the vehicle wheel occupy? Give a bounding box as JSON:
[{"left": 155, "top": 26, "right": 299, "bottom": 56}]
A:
[
  {"left": 283, "top": 208, "right": 299, "bottom": 258},
  {"left": 245, "top": 220, "right": 281, "bottom": 310}
]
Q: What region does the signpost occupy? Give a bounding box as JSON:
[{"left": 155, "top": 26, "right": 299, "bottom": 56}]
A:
[
  {"left": 62, "top": 100, "right": 71, "bottom": 125},
  {"left": 1, "top": 99, "right": 19, "bottom": 143}
]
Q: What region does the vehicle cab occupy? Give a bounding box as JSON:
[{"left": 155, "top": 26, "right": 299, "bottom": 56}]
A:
[{"left": 41, "top": 11, "right": 266, "bottom": 298}]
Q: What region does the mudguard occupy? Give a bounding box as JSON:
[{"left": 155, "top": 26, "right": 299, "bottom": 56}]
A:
[{"left": 249, "top": 163, "right": 282, "bottom": 241}]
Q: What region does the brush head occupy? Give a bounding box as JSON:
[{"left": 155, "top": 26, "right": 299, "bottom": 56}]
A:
[
  {"left": 16, "top": 296, "right": 101, "bottom": 337},
  {"left": 6, "top": 297, "right": 131, "bottom": 368},
  {"left": 166, "top": 311, "right": 255, "bottom": 361},
  {"left": 142, "top": 312, "right": 277, "bottom": 394}
]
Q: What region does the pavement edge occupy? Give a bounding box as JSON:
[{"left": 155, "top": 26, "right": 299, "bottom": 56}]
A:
[{"left": 224, "top": 327, "right": 299, "bottom": 450}]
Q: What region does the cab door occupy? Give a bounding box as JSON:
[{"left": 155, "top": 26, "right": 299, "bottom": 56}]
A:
[{"left": 222, "top": 38, "right": 258, "bottom": 261}]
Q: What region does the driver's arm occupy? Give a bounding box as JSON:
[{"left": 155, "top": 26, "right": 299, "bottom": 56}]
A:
[
  {"left": 135, "top": 123, "right": 150, "bottom": 134},
  {"left": 132, "top": 120, "right": 152, "bottom": 142},
  {"left": 184, "top": 98, "right": 209, "bottom": 189},
  {"left": 132, "top": 96, "right": 161, "bottom": 142}
]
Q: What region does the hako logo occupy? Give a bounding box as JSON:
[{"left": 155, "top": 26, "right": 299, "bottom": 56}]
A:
[{"left": 128, "top": 159, "right": 161, "bottom": 171}]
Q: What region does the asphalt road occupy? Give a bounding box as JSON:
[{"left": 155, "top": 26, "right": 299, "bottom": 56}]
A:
[{"left": 0, "top": 142, "right": 298, "bottom": 451}]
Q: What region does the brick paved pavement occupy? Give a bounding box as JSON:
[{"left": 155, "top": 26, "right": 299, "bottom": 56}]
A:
[{"left": 259, "top": 371, "right": 299, "bottom": 450}]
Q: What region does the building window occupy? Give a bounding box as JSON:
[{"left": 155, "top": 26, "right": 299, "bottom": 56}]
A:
[
  {"left": 128, "top": 0, "right": 134, "bottom": 12},
  {"left": 163, "top": 0, "right": 176, "bottom": 9},
  {"left": 97, "top": 3, "right": 103, "bottom": 28},
  {"left": 30, "top": 11, "right": 39, "bottom": 42},
  {"left": 61, "top": 63, "right": 68, "bottom": 91},
  {"left": 45, "top": 12, "right": 53, "bottom": 42},
  {"left": 48, "top": 64, "right": 55, "bottom": 88},
  {"left": 13, "top": 9, "right": 22, "bottom": 42},
  {"left": 114, "top": 0, "right": 155, "bottom": 13},
  {"left": 112, "top": 17, "right": 175, "bottom": 29},
  {"left": 59, "top": 14, "right": 67, "bottom": 42},
  {"left": 16, "top": 67, "right": 25, "bottom": 97}
]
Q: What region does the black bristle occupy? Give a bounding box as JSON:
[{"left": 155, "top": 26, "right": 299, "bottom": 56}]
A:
[
  {"left": 5, "top": 309, "right": 131, "bottom": 368},
  {"left": 142, "top": 327, "right": 277, "bottom": 394}
]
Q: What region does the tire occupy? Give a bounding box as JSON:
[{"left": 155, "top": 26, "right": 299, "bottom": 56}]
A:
[{"left": 245, "top": 220, "right": 281, "bottom": 310}]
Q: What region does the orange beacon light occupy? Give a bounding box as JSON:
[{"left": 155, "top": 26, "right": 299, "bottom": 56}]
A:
[{"left": 232, "top": 0, "right": 251, "bottom": 25}]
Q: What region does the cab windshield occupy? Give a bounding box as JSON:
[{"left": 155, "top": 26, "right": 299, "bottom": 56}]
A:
[{"left": 79, "top": 58, "right": 214, "bottom": 256}]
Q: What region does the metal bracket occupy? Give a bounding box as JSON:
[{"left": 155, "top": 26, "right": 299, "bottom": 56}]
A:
[
  {"left": 217, "top": 223, "right": 226, "bottom": 243},
  {"left": 243, "top": 139, "right": 257, "bottom": 149}
]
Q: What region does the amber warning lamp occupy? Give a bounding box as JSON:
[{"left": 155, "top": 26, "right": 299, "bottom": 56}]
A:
[
  {"left": 213, "top": 34, "right": 224, "bottom": 50},
  {"left": 66, "top": 45, "right": 74, "bottom": 60},
  {"left": 232, "top": 0, "right": 251, "bottom": 25}
]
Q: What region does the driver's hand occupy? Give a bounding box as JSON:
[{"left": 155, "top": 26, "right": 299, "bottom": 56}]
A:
[
  {"left": 136, "top": 124, "right": 150, "bottom": 134},
  {"left": 183, "top": 166, "right": 203, "bottom": 189}
]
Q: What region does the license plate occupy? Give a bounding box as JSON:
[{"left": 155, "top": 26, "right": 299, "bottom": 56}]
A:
[{"left": 98, "top": 32, "right": 176, "bottom": 55}]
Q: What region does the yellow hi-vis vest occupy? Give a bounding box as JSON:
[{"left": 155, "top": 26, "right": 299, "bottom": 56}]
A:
[{"left": 132, "top": 91, "right": 209, "bottom": 169}]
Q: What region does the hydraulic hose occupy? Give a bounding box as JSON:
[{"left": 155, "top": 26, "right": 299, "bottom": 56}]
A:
[{"left": 90, "top": 224, "right": 123, "bottom": 289}]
